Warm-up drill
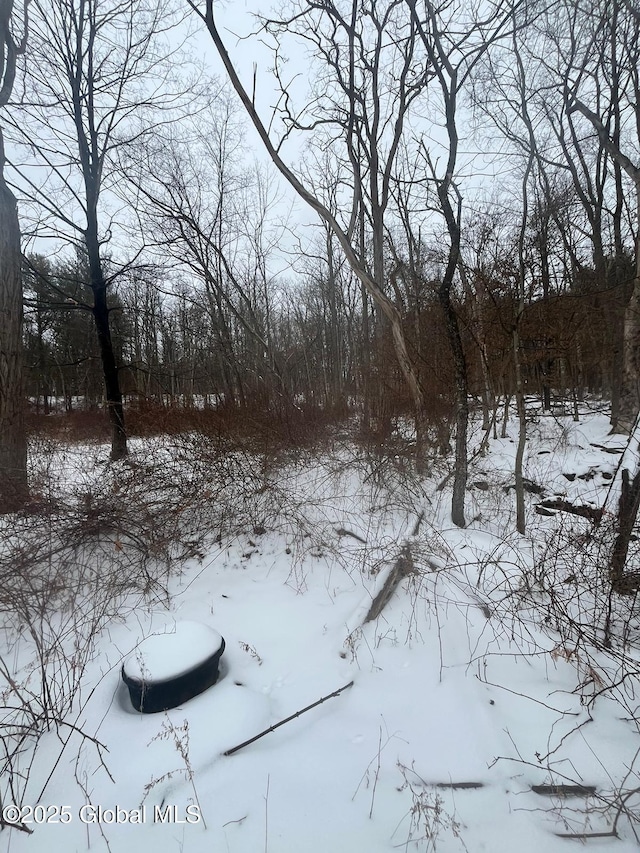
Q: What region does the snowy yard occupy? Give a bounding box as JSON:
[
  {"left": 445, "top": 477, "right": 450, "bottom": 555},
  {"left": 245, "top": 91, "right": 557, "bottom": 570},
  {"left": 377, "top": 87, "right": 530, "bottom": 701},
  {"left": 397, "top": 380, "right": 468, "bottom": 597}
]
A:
[{"left": 1, "top": 404, "right": 638, "bottom": 853}]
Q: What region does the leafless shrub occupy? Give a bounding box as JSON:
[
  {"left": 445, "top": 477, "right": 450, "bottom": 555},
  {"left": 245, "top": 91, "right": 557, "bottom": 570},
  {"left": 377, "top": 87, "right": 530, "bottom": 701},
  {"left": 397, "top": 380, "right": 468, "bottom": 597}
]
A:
[
  {"left": 141, "top": 717, "right": 206, "bottom": 828},
  {"left": 523, "top": 514, "right": 640, "bottom": 715},
  {"left": 393, "top": 763, "right": 467, "bottom": 852},
  {"left": 461, "top": 508, "right": 640, "bottom": 843},
  {"left": 0, "top": 429, "right": 292, "bottom": 819}
]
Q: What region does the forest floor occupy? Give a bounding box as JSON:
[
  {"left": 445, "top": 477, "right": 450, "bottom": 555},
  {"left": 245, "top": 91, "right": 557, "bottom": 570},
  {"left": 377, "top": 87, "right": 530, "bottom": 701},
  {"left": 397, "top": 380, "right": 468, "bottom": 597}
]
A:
[{"left": 0, "top": 400, "right": 639, "bottom": 853}]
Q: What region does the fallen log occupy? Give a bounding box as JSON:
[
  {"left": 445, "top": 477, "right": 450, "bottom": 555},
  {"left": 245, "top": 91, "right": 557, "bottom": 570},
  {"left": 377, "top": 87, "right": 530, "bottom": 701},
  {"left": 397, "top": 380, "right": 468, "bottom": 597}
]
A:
[
  {"left": 536, "top": 499, "right": 602, "bottom": 522},
  {"left": 532, "top": 784, "right": 597, "bottom": 797},
  {"left": 364, "top": 545, "right": 415, "bottom": 623}
]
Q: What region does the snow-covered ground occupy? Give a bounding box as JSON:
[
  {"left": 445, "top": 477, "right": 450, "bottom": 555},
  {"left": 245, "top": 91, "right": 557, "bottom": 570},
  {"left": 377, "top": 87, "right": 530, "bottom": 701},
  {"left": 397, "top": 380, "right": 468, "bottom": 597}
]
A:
[{"left": 1, "top": 402, "right": 639, "bottom": 852}]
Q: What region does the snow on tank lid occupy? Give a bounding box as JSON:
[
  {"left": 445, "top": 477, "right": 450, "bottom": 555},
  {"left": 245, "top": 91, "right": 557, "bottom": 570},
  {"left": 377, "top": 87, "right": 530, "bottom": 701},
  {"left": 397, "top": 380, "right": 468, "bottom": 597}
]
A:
[{"left": 123, "top": 621, "right": 224, "bottom": 683}]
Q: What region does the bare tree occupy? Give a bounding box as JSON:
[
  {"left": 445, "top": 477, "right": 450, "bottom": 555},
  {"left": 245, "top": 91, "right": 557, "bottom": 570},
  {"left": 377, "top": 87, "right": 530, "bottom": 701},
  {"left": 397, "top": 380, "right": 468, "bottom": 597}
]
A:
[
  {"left": 566, "top": 123, "right": 640, "bottom": 437},
  {"left": 0, "top": 0, "right": 28, "bottom": 510},
  {"left": 406, "top": 0, "right": 519, "bottom": 525},
  {"left": 561, "top": 0, "right": 640, "bottom": 588},
  {"left": 187, "top": 0, "right": 439, "bottom": 468},
  {"left": 130, "top": 110, "right": 292, "bottom": 408},
  {"left": 481, "top": 0, "right": 638, "bottom": 426},
  {"left": 6, "top": 0, "right": 190, "bottom": 459},
  {"left": 189, "top": 0, "right": 524, "bottom": 525}
]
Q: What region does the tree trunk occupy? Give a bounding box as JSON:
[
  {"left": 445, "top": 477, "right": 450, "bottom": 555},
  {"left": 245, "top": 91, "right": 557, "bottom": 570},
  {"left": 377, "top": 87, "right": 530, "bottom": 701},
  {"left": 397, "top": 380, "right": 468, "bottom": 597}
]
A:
[
  {"left": 325, "top": 229, "right": 343, "bottom": 409},
  {"left": 436, "top": 188, "right": 468, "bottom": 527},
  {"left": 610, "top": 467, "right": 640, "bottom": 593},
  {"left": 360, "top": 280, "right": 371, "bottom": 435},
  {"left": 0, "top": 128, "right": 28, "bottom": 510},
  {"left": 439, "top": 281, "right": 468, "bottom": 527},
  {"left": 91, "top": 274, "right": 127, "bottom": 460},
  {"left": 85, "top": 204, "right": 127, "bottom": 459},
  {"left": 605, "top": 194, "right": 640, "bottom": 589},
  {"left": 599, "top": 415, "right": 640, "bottom": 593},
  {"left": 615, "top": 219, "right": 640, "bottom": 434},
  {"left": 513, "top": 329, "right": 526, "bottom": 534}
]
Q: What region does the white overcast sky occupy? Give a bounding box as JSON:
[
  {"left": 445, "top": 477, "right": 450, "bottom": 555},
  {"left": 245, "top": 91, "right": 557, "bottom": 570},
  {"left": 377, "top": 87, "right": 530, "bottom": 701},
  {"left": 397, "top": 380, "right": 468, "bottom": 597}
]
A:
[
  {"left": 189, "top": 0, "right": 324, "bottom": 275},
  {"left": 189, "top": 0, "right": 515, "bottom": 255}
]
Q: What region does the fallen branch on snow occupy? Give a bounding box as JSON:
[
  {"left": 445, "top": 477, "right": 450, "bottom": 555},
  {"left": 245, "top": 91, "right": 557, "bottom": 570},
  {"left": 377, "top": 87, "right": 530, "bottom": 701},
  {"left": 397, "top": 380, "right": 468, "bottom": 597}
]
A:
[{"left": 223, "top": 681, "right": 354, "bottom": 756}]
